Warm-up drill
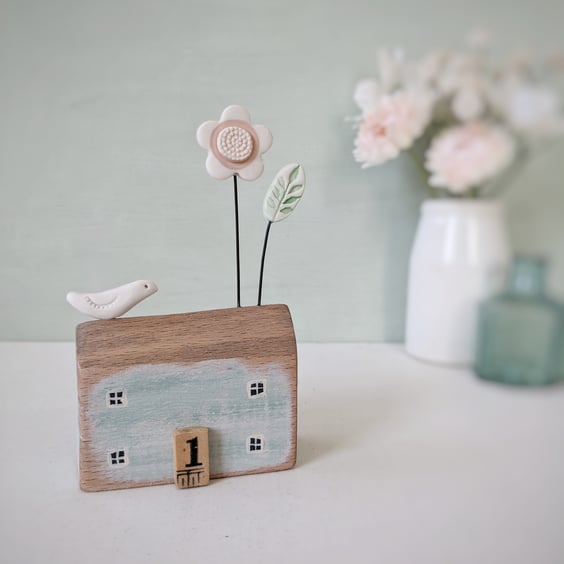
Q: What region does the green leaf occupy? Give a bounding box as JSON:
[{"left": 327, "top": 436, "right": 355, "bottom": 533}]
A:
[
  {"left": 262, "top": 163, "right": 306, "bottom": 223},
  {"left": 288, "top": 166, "right": 301, "bottom": 183},
  {"left": 283, "top": 196, "right": 300, "bottom": 205}
]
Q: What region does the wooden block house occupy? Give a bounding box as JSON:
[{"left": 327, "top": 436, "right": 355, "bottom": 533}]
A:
[{"left": 76, "top": 304, "right": 297, "bottom": 492}]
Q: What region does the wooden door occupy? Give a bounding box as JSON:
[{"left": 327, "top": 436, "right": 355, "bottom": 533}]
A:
[{"left": 173, "top": 427, "right": 210, "bottom": 488}]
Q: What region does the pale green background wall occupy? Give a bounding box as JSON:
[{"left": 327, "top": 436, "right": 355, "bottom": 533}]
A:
[{"left": 1, "top": 0, "right": 563, "bottom": 341}]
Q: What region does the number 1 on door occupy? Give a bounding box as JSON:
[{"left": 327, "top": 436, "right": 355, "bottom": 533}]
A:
[{"left": 173, "top": 427, "right": 210, "bottom": 489}]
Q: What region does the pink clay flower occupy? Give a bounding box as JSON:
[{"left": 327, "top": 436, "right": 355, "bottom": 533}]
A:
[{"left": 197, "top": 105, "right": 272, "bottom": 181}]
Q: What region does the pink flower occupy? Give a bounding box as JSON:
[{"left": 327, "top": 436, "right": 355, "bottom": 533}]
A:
[
  {"left": 500, "top": 81, "right": 564, "bottom": 137},
  {"left": 425, "top": 122, "right": 515, "bottom": 193},
  {"left": 353, "top": 79, "right": 382, "bottom": 113},
  {"left": 197, "top": 105, "right": 272, "bottom": 181},
  {"left": 353, "top": 91, "right": 432, "bottom": 167},
  {"left": 353, "top": 50, "right": 405, "bottom": 113}
]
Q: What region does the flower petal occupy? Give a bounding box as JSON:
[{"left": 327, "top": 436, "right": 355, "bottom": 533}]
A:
[
  {"left": 205, "top": 153, "right": 233, "bottom": 180},
  {"left": 238, "top": 158, "right": 264, "bottom": 181},
  {"left": 196, "top": 121, "right": 217, "bottom": 149},
  {"left": 220, "top": 105, "right": 251, "bottom": 123},
  {"left": 353, "top": 79, "right": 381, "bottom": 112},
  {"left": 377, "top": 49, "right": 403, "bottom": 93},
  {"left": 253, "top": 124, "right": 273, "bottom": 154},
  {"left": 424, "top": 122, "right": 514, "bottom": 193}
]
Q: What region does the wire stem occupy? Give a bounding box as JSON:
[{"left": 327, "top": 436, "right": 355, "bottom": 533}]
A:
[
  {"left": 257, "top": 221, "right": 272, "bottom": 306},
  {"left": 233, "top": 175, "right": 241, "bottom": 307}
]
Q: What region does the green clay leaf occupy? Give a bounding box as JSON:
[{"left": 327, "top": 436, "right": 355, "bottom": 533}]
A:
[
  {"left": 288, "top": 166, "right": 301, "bottom": 183},
  {"left": 262, "top": 163, "right": 306, "bottom": 223},
  {"left": 283, "top": 196, "right": 300, "bottom": 205}
]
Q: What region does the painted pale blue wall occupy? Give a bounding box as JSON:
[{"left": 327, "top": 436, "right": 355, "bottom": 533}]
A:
[
  {"left": 89, "top": 360, "right": 293, "bottom": 483},
  {"left": 1, "top": 0, "right": 563, "bottom": 341}
]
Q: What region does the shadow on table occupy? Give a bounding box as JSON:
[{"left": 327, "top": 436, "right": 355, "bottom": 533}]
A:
[{"left": 296, "top": 385, "right": 413, "bottom": 468}]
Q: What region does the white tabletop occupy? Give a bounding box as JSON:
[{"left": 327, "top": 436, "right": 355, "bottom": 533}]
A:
[{"left": 1, "top": 342, "right": 563, "bottom": 564}]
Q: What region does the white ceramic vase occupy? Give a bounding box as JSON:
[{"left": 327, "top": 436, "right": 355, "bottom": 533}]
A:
[{"left": 405, "top": 199, "right": 511, "bottom": 365}]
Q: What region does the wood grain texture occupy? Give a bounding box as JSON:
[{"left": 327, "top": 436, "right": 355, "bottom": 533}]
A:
[
  {"left": 77, "top": 304, "right": 296, "bottom": 372},
  {"left": 76, "top": 305, "right": 297, "bottom": 492},
  {"left": 173, "top": 428, "right": 210, "bottom": 489}
]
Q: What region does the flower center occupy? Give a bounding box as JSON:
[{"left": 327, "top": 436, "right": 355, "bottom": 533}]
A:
[
  {"left": 370, "top": 124, "right": 387, "bottom": 137},
  {"left": 216, "top": 126, "right": 254, "bottom": 163}
]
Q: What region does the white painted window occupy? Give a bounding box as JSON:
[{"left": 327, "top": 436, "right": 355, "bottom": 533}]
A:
[
  {"left": 108, "top": 449, "right": 128, "bottom": 466},
  {"left": 106, "top": 390, "right": 127, "bottom": 408},
  {"left": 247, "top": 380, "right": 266, "bottom": 398},
  {"left": 247, "top": 436, "right": 264, "bottom": 452}
]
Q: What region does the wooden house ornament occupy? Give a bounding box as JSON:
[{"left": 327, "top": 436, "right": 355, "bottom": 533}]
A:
[
  {"left": 76, "top": 305, "right": 297, "bottom": 491},
  {"left": 69, "top": 105, "right": 305, "bottom": 492}
]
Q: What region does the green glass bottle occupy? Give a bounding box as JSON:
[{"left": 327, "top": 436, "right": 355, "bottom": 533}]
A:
[{"left": 476, "top": 256, "right": 563, "bottom": 386}]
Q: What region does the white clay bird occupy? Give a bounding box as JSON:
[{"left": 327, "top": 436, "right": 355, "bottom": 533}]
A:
[{"left": 66, "top": 280, "right": 158, "bottom": 320}]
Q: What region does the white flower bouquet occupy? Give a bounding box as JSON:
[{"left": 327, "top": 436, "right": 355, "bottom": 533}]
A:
[{"left": 352, "top": 30, "right": 564, "bottom": 197}]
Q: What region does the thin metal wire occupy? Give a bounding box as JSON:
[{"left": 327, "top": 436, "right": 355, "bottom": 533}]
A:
[
  {"left": 233, "top": 175, "right": 241, "bottom": 307},
  {"left": 257, "top": 221, "right": 272, "bottom": 306}
]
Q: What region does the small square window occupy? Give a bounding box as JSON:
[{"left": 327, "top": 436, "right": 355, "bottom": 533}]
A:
[
  {"left": 108, "top": 449, "right": 128, "bottom": 466},
  {"left": 247, "top": 381, "right": 266, "bottom": 398},
  {"left": 247, "top": 436, "right": 264, "bottom": 453},
  {"left": 106, "top": 390, "right": 127, "bottom": 408}
]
